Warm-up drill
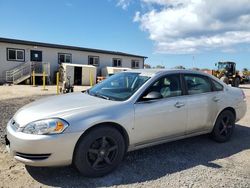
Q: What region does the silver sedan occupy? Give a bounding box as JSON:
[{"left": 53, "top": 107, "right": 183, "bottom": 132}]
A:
[{"left": 6, "top": 69, "right": 247, "bottom": 177}]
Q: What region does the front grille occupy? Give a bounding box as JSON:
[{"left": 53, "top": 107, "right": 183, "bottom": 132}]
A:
[
  {"left": 15, "top": 152, "right": 51, "bottom": 160},
  {"left": 10, "top": 119, "right": 20, "bottom": 131}
]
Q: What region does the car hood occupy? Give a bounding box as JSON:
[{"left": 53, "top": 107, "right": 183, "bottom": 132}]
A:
[{"left": 13, "top": 92, "right": 117, "bottom": 127}]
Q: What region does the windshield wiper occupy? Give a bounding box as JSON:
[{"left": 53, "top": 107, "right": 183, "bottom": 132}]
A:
[
  {"left": 86, "top": 90, "right": 113, "bottom": 100},
  {"left": 93, "top": 93, "right": 110, "bottom": 100},
  {"left": 82, "top": 89, "right": 89, "bottom": 94}
]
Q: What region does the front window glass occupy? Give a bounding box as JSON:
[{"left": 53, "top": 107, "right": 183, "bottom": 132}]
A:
[
  {"left": 218, "top": 63, "right": 232, "bottom": 71},
  {"left": 141, "top": 74, "right": 182, "bottom": 100},
  {"left": 218, "top": 63, "right": 227, "bottom": 70},
  {"left": 88, "top": 72, "right": 150, "bottom": 101}
]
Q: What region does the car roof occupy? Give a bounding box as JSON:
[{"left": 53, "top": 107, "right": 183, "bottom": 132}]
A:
[
  {"left": 126, "top": 69, "right": 210, "bottom": 77},
  {"left": 125, "top": 68, "right": 227, "bottom": 88}
]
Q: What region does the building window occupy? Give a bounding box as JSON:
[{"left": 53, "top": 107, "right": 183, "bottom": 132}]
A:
[
  {"left": 58, "top": 53, "right": 72, "bottom": 64},
  {"left": 131, "top": 60, "right": 140, "bottom": 69},
  {"left": 7, "top": 48, "right": 25, "bottom": 61},
  {"left": 113, "top": 58, "right": 122, "bottom": 67},
  {"left": 30, "top": 50, "right": 42, "bottom": 62},
  {"left": 88, "top": 56, "right": 99, "bottom": 66}
]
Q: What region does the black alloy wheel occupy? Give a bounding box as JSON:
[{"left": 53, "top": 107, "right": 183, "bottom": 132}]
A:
[
  {"left": 87, "top": 136, "right": 118, "bottom": 170},
  {"left": 218, "top": 115, "right": 234, "bottom": 137},
  {"left": 211, "top": 110, "right": 235, "bottom": 142},
  {"left": 73, "top": 126, "right": 125, "bottom": 177}
]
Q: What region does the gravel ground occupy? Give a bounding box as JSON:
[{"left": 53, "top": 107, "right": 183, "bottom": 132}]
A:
[
  {"left": 0, "top": 85, "right": 250, "bottom": 188},
  {"left": 0, "top": 85, "right": 89, "bottom": 100}
]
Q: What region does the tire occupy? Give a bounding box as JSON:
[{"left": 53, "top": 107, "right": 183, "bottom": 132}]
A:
[
  {"left": 211, "top": 110, "right": 235, "bottom": 142},
  {"left": 232, "top": 77, "right": 240, "bottom": 87},
  {"left": 220, "top": 76, "right": 229, "bottom": 85},
  {"left": 73, "top": 126, "right": 125, "bottom": 177}
]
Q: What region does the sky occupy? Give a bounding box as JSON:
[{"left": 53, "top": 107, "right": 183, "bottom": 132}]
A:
[{"left": 0, "top": 0, "right": 250, "bottom": 70}]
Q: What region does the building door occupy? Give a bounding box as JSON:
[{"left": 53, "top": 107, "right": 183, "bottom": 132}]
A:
[{"left": 74, "top": 67, "right": 82, "bottom": 85}]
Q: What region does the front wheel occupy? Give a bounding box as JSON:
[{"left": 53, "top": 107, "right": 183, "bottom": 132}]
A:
[
  {"left": 232, "top": 77, "right": 240, "bottom": 87},
  {"left": 211, "top": 110, "right": 235, "bottom": 142},
  {"left": 220, "top": 76, "right": 229, "bottom": 85},
  {"left": 73, "top": 126, "right": 125, "bottom": 177}
]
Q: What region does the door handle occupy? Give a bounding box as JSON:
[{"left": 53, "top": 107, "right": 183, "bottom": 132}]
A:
[
  {"left": 213, "top": 97, "right": 220, "bottom": 102},
  {"left": 174, "top": 102, "right": 185, "bottom": 108}
]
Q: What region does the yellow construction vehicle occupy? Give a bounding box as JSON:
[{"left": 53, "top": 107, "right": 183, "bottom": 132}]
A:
[{"left": 212, "top": 62, "right": 242, "bottom": 87}]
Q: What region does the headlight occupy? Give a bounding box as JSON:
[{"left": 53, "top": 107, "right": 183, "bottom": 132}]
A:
[{"left": 22, "top": 118, "right": 69, "bottom": 135}]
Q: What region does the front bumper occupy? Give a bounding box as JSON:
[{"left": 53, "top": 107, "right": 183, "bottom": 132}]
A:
[{"left": 6, "top": 121, "right": 82, "bottom": 167}]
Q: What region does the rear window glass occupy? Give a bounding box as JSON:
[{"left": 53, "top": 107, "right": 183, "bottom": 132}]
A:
[
  {"left": 211, "top": 79, "right": 224, "bottom": 91},
  {"left": 184, "top": 75, "right": 212, "bottom": 95}
]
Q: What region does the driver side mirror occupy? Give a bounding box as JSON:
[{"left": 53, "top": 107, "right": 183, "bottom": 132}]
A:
[{"left": 143, "top": 91, "right": 162, "bottom": 100}]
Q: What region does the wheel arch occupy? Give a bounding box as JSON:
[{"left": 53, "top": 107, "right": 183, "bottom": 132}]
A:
[
  {"left": 73, "top": 122, "right": 130, "bottom": 160},
  {"left": 211, "top": 106, "right": 237, "bottom": 142},
  {"left": 210, "top": 107, "right": 236, "bottom": 134},
  {"left": 214, "top": 107, "right": 236, "bottom": 127}
]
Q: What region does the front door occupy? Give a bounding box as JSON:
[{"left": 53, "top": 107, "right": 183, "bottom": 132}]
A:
[{"left": 132, "top": 74, "right": 187, "bottom": 145}]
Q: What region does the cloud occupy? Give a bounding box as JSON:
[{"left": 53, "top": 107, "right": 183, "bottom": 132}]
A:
[
  {"left": 133, "top": 0, "right": 250, "bottom": 54},
  {"left": 117, "top": 0, "right": 132, "bottom": 10}
]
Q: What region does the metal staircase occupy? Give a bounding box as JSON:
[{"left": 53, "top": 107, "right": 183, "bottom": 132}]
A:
[{"left": 5, "top": 62, "right": 50, "bottom": 84}]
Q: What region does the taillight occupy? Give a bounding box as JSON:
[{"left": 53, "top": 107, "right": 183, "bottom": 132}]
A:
[{"left": 241, "top": 90, "right": 246, "bottom": 100}]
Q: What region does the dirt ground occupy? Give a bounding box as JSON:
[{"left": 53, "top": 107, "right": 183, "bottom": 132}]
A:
[
  {"left": 0, "top": 85, "right": 90, "bottom": 100},
  {"left": 0, "top": 84, "right": 250, "bottom": 188}
]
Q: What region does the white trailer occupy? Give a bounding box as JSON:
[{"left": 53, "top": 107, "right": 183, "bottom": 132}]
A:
[
  {"left": 101, "top": 67, "right": 131, "bottom": 77},
  {"left": 59, "top": 63, "right": 97, "bottom": 92}
]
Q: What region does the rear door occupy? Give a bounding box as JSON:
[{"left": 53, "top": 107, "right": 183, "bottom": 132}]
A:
[{"left": 183, "top": 74, "right": 219, "bottom": 134}]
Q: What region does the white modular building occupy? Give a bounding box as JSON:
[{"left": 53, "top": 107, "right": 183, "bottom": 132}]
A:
[{"left": 0, "top": 37, "right": 147, "bottom": 85}]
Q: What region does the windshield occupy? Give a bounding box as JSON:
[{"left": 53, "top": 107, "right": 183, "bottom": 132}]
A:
[
  {"left": 218, "top": 63, "right": 230, "bottom": 70},
  {"left": 88, "top": 72, "right": 150, "bottom": 101}
]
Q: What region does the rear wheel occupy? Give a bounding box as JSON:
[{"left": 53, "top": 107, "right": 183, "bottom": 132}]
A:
[
  {"left": 211, "top": 110, "right": 235, "bottom": 142},
  {"left": 73, "top": 126, "right": 125, "bottom": 177}
]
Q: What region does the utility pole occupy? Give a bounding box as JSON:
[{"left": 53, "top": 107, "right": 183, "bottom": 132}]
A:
[{"left": 192, "top": 55, "right": 195, "bottom": 68}]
